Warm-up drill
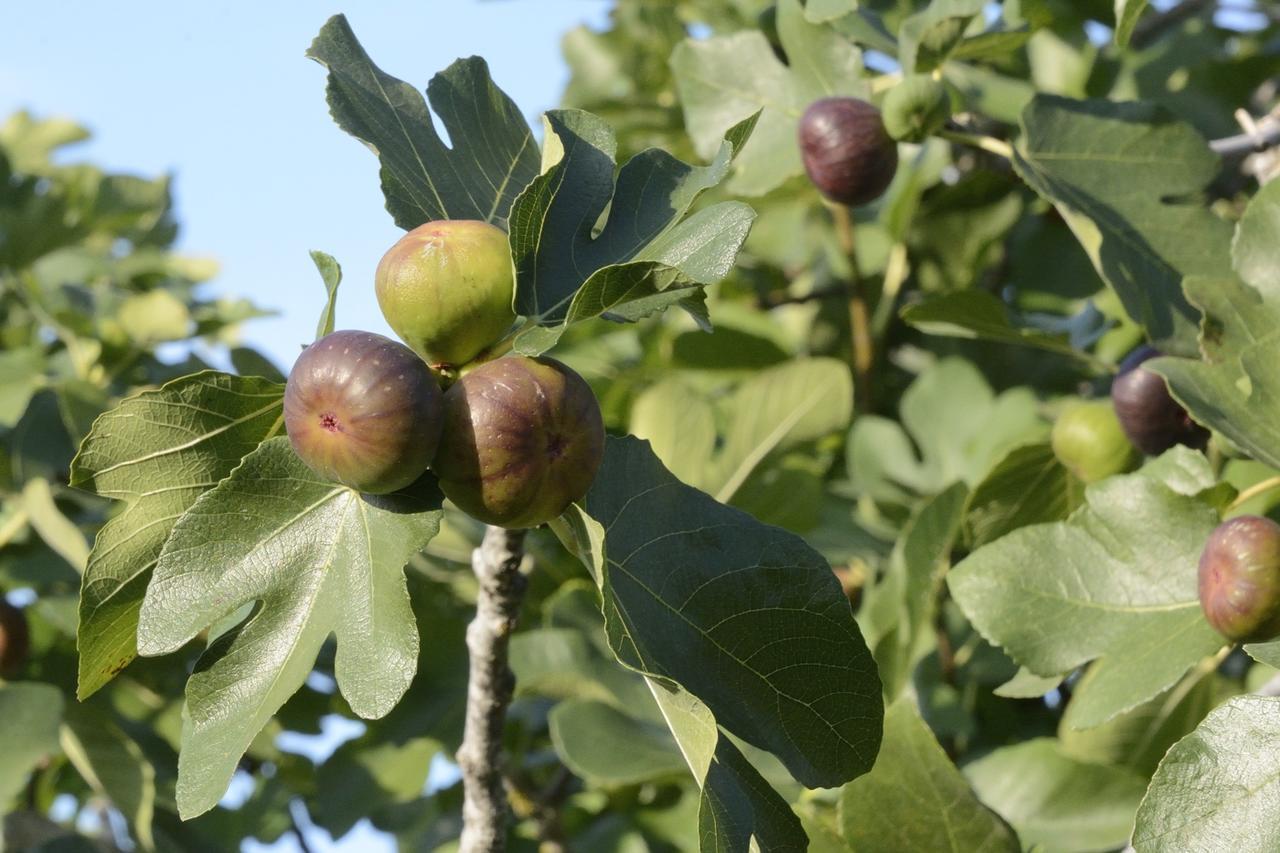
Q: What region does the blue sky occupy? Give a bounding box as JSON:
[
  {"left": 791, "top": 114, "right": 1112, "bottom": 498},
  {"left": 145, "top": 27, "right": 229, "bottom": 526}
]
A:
[
  {"left": 0, "top": 0, "right": 610, "bottom": 373},
  {"left": 0, "top": 2, "right": 608, "bottom": 850}
]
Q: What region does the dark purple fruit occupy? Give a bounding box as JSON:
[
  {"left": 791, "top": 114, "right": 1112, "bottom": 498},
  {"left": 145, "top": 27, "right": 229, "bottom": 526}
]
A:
[
  {"left": 432, "top": 356, "right": 605, "bottom": 529},
  {"left": 798, "top": 97, "right": 898, "bottom": 207},
  {"left": 1111, "top": 346, "right": 1208, "bottom": 456},
  {"left": 284, "top": 330, "right": 443, "bottom": 494},
  {"left": 0, "top": 600, "right": 29, "bottom": 676},
  {"left": 1199, "top": 515, "right": 1280, "bottom": 642}
]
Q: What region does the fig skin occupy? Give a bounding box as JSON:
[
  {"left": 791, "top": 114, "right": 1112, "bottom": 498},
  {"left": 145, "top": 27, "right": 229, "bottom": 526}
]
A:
[
  {"left": 798, "top": 97, "right": 898, "bottom": 207},
  {"left": 284, "top": 330, "right": 443, "bottom": 494},
  {"left": 1199, "top": 515, "right": 1280, "bottom": 642},
  {"left": 375, "top": 220, "right": 517, "bottom": 369},
  {"left": 432, "top": 356, "right": 605, "bottom": 529},
  {"left": 0, "top": 599, "right": 30, "bottom": 676},
  {"left": 1111, "top": 346, "right": 1209, "bottom": 456},
  {"left": 1051, "top": 400, "right": 1138, "bottom": 483}
]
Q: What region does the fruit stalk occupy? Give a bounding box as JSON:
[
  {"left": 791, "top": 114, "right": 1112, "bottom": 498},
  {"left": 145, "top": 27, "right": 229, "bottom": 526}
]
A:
[
  {"left": 458, "top": 525, "right": 529, "bottom": 853},
  {"left": 831, "top": 203, "right": 874, "bottom": 410}
]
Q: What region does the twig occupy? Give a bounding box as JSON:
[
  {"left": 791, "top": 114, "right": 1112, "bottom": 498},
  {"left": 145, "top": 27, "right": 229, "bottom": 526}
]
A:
[
  {"left": 758, "top": 282, "right": 854, "bottom": 308},
  {"left": 287, "top": 800, "right": 314, "bottom": 853},
  {"left": 1129, "top": 0, "right": 1214, "bottom": 49},
  {"left": 1211, "top": 114, "right": 1280, "bottom": 158},
  {"left": 830, "top": 204, "right": 875, "bottom": 411},
  {"left": 458, "top": 526, "right": 529, "bottom": 853},
  {"left": 937, "top": 128, "right": 1014, "bottom": 159},
  {"left": 1227, "top": 475, "right": 1280, "bottom": 512}
]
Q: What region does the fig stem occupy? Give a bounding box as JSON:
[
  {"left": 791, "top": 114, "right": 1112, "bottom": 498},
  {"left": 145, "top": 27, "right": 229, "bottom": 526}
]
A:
[
  {"left": 830, "top": 203, "right": 875, "bottom": 411},
  {"left": 937, "top": 129, "right": 1013, "bottom": 160},
  {"left": 458, "top": 525, "right": 529, "bottom": 853},
  {"left": 1228, "top": 475, "right": 1280, "bottom": 512}
]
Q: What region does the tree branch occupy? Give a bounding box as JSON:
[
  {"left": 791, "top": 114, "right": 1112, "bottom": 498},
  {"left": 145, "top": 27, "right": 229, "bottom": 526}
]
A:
[
  {"left": 458, "top": 525, "right": 529, "bottom": 853},
  {"left": 1211, "top": 115, "right": 1280, "bottom": 158}
]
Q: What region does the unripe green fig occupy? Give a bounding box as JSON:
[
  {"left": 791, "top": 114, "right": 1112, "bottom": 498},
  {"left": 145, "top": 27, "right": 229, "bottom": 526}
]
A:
[
  {"left": 798, "top": 97, "right": 898, "bottom": 207},
  {"left": 1199, "top": 515, "right": 1280, "bottom": 642},
  {"left": 0, "top": 599, "right": 30, "bottom": 676},
  {"left": 284, "top": 330, "right": 443, "bottom": 494},
  {"left": 882, "top": 75, "right": 951, "bottom": 143},
  {"left": 375, "top": 220, "right": 517, "bottom": 369},
  {"left": 1111, "top": 346, "right": 1208, "bottom": 456},
  {"left": 1051, "top": 399, "right": 1138, "bottom": 483},
  {"left": 432, "top": 356, "right": 605, "bottom": 529}
]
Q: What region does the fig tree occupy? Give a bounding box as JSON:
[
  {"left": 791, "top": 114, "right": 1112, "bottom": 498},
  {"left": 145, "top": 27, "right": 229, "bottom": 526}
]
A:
[
  {"left": 1051, "top": 399, "right": 1138, "bottom": 483},
  {"left": 1199, "top": 515, "right": 1280, "bottom": 642},
  {"left": 798, "top": 97, "right": 898, "bottom": 207},
  {"left": 882, "top": 75, "right": 951, "bottom": 143},
  {"left": 375, "top": 219, "right": 517, "bottom": 369},
  {"left": 432, "top": 356, "right": 605, "bottom": 529},
  {"left": 284, "top": 329, "right": 443, "bottom": 494},
  {"left": 0, "top": 599, "right": 29, "bottom": 676},
  {"left": 1111, "top": 346, "right": 1208, "bottom": 456}
]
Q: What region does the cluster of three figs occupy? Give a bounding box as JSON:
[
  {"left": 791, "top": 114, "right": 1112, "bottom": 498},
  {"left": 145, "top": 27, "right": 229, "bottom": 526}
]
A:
[{"left": 284, "top": 220, "right": 604, "bottom": 529}]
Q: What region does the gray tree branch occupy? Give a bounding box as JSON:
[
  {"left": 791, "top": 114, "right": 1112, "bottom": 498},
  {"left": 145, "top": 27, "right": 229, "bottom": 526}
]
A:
[{"left": 457, "top": 525, "right": 529, "bottom": 853}]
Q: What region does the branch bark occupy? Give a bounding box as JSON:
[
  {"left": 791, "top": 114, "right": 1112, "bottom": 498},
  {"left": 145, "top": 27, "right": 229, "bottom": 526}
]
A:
[{"left": 458, "top": 525, "right": 529, "bottom": 853}]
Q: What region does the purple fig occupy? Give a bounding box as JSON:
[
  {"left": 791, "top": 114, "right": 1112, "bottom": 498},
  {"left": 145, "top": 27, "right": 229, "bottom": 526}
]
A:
[
  {"left": 0, "top": 599, "right": 29, "bottom": 676},
  {"left": 1199, "top": 515, "right": 1280, "bottom": 642},
  {"left": 798, "top": 97, "right": 898, "bottom": 207},
  {"left": 284, "top": 330, "right": 443, "bottom": 494},
  {"left": 375, "top": 220, "right": 517, "bottom": 370},
  {"left": 1111, "top": 346, "right": 1208, "bottom": 456},
  {"left": 432, "top": 356, "right": 605, "bottom": 529}
]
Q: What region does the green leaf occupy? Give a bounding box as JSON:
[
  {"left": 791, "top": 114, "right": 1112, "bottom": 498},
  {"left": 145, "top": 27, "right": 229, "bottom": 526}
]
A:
[
  {"left": 306, "top": 15, "right": 538, "bottom": 230},
  {"left": 0, "top": 348, "right": 44, "bottom": 428},
  {"left": 61, "top": 703, "right": 156, "bottom": 851},
  {"left": 313, "top": 736, "right": 438, "bottom": 838},
  {"left": 20, "top": 477, "right": 89, "bottom": 573},
  {"left": 898, "top": 0, "right": 987, "bottom": 74},
  {"left": 949, "top": 450, "right": 1226, "bottom": 727},
  {"left": 994, "top": 667, "right": 1062, "bottom": 699},
  {"left": 628, "top": 378, "right": 717, "bottom": 489},
  {"left": 136, "top": 438, "right": 443, "bottom": 818},
  {"left": 0, "top": 682, "right": 63, "bottom": 806},
  {"left": 964, "top": 738, "right": 1147, "bottom": 852},
  {"left": 70, "top": 372, "right": 284, "bottom": 699},
  {"left": 671, "top": 0, "right": 865, "bottom": 197},
  {"left": 116, "top": 290, "right": 192, "bottom": 345},
  {"left": 964, "top": 442, "right": 1081, "bottom": 548},
  {"left": 1114, "top": 0, "right": 1150, "bottom": 47},
  {"left": 508, "top": 109, "right": 756, "bottom": 330},
  {"left": 550, "top": 698, "right": 687, "bottom": 786},
  {"left": 838, "top": 698, "right": 1018, "bottom": 852},
  {"left": 1133, "top": 695, "right": 1280, "bottom": 851},
  {"left": 310, "top": 250, "right": 342, "bottom": 340},
  {"left": 1012, "top": 96, "right": 1232, "bottom": 354},
  {"left": 569, "top": 436, "right": 883, "bottom": 790}
]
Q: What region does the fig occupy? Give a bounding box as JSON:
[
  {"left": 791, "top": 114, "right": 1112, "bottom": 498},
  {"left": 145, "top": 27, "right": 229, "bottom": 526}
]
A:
[
  {"left": 284, "top": 330, "right": 443, "bottom": 494},
  {"left": 0, "top": 599, "right": 29, "bottom": 676},
  {"left": 375, "top": 219, "right": 517, "bottom": 369},
  {"left": 1111, "top": 346, "right": 1208, "bottom": 456},
  {"left": 882, "top": 75, "right": 951, "bottom": 143},
  {"left": 798, "top": 97, "right": 898, "bottom": 207},
  {"left": 432, "top": 356, "right": 605, "bottom": 529},
  {"left": 1051, "top": 399, "right": 1138, "bottom": 483},
  {"left": 1199, "top": 515, "right": 1280, "bottom": 642}
]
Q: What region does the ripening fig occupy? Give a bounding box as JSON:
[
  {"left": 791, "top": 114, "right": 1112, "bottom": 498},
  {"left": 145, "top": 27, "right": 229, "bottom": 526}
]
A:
[
  {"left": 798, "top": 97, "right": 898, "bottom": 206},
  {"left": 1199, "top": 515, "right": 1280, "bottom": 642},
  {"left": 432, "top": 356, "right": 605, "bottom": 529},
  {"left": 1111, "top": 346, "right": 1208, "bottom": 456},
  {"left": 882, "top": 75, "right": 952, "bottom": 143},
  {"left": 1051, "top": 399, "right": 1138, "bottom": 483},
  {"left": 284, "top": 330, "right": 443, "bottom": 494},
  {"left": 0, "top": 599, "right": 29, "bottom": 676},
  {"left": 375, "top": 220, "right": 517, "bottom": 369}
]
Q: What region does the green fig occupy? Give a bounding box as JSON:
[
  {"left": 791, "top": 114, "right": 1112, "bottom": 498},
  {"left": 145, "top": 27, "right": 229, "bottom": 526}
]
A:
[
  {"left": 1051, "top": 399, "right": 1138, "bottom": 483},
  {"left": 432, "top": 356, "right": 605, "bottom": 529},
  {"left": 375, "top": 219, "right": 517, "bottom": 369},
  {"left": 882, "top": 74, "right": 951, "bottom": 143}
]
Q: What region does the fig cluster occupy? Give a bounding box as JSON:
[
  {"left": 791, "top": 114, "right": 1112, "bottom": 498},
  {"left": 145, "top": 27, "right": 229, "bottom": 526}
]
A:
[
  {"left": 1111, "top": 346, "right": 1208, "bottom": 456},
  {"left": 284, "top": 220, "right": 604, "bottom": 528},
  {"left": 0, "top": 599, "right": 29, "bottom": 676},
  {"left": 798, "top": 97, "right": 898, "bottom": 207},
  {"left": 1199, "top": 515, "right": 1280, "bottom": 643}
]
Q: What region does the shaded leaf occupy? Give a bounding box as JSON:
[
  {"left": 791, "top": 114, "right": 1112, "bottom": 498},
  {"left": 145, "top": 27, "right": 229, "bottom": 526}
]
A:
[
  {"left": 0, "top": 683, "right": 63, "bottom": 806},
  {"left": 310, "top": 250, "right": 342, "bottom": 340},
  {"left": 550, "top": 698, "right": 686, "bottom": 786}
]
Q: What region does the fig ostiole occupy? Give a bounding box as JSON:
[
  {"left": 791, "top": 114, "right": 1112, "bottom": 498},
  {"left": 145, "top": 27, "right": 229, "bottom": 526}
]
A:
[
  {"left": 0, "top": 599, "right": 30, "bottom": 676},
  {"left": 432, "top": 356, "right": 605, "bottom": 529},
  {"left": 284, "top": 329, "right": 443, "bottom": 495},
  {"left": 1111, "top": 345, "right": 1209, "bottom": 456},
  {"left": 1050, "top": 399, "right": 1138, "bottom": 484},
  {"left": 375, "top": 219, "right": 517, "bottom": 370},
  {"left": 798, "top": 97, "right": 898, "bottom": 207},
  {"left": 1199, "top": 515, "right": 1280, "bottom": 643}
]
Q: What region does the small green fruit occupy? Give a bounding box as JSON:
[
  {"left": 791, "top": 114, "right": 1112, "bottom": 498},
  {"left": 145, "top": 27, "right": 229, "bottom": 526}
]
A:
[
  {"left": 432, "top": 356, "right": 605, "bottom": 529},
  {"left": 882, "top": 75, "right": 951, "bottom": 143},
  {"left": 284, "top": 330, "right": 443, "bottom": 494},
  {"left": 1051, "top": 399, "right": 1138, "bottom": 483},
  {"left": 1199, "top": 515, "right": 1280, "bottom": 642},
  {"left": 375, "top": 220, "right": 517, "bottom": 369}
]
